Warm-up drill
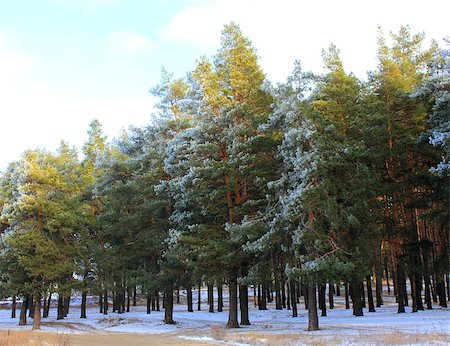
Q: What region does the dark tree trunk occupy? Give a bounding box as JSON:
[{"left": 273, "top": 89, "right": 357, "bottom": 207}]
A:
[
  {"left": 307, "top": 281, "right": 319, "bottom": 331},
  {"left": 44, "top": 293, "right": 51, "bottom": 318},
  {"left": 290, "top": 282, "right": 298, "bottom": 317},
  {"left": 431, "top": 273, "right": 438, "bottom": 302},
  {"left": 99, "top": 293, "right": 103, "bottom": 314},
  {"left": 437, "top": 276, "right": 447, "bottom": 307},
  {"left": 81, "top": 290, "right": 87, "bottom": 318},
  {"left": 11, "top": 296, "right": 16, "bottom": 318},
  {"left": 162, "top": 292, "right": 166, "bottom": 309},
  {"left": 446, "top": 274, "right": 450, "bottom": 302},
  {"left": 239, "top": 284, "right": 250, "bottom": 325},
  {"left": 217, "top": 284, "right": 223, "bottom": 312},
  {"left": 328, "top": 282, "right": 334, "bottom": 309},
  {"left": 32, "top": 295, "right": 42, "bottom": 330},
  {"left": 127, "top": 289, "right": 131, "bottom": 312},
  {"left": 350, "top": 281, "right": 363, "bottom": 316},
  {"left": 336, "top": 283, "right": 340, "bottom": 296},
  {"left": 281, "top": 275, "right": 287, "bottom": 308},
  {"left": 103, "top": 290, "right": 108, "bottom": 315},
  {"left": 57, "top": 296, "right": 64, "bottom": 320},
  {"left": 197, "top": 283, "right": 201, "bottom": 311},
  {"left": 344, "top": 282, "right": 350, "bottom": 309},
  {"left": 207, "top": 284, "right": 214, "bottom": 313},
  {"left": 19, "top": 296, "right": 28, "bottom": 326},
  {"left": 64, "top": 296, "right": 70, "bottom": 317},
  {"left": 176, "top": 289, "right": 180, "bottom": 304},
  {"left": 259, "top": 284, "right": 267, "bottom": 310},
  {"left": 28, "top": 296, "right": 34, "bottom": 318},
  {"left": 187, "top": 286, "right": 193, "bottom": 312},
  {"left": 396, "top": 259, "right": 406, "bottom": 313},
  {"left": 303, "top": 285, "right": 308, "bottom": 309},
  {"left": 147, "top": 293, "right": 151, "bottom": 314},
  {"left": 366, "top": 275, "right": 376, "bottom": 312},
  {"left": 275, "top": 277, "right": 282, "bottom": 310},
  {"left": 164, "top": 285, "right": 175, "bottom": 324},
  {"left": 226, "top": 274, "right": 239, "bottom": 328},
  {"left": 361, "top": 281, "right": 366, "bottom": 308},
  {"left": 421, "top": 242, "right": 433, "bottom": 309},
  {"left": 286, "top": 283, "right": 291, "bottom": 310},
  {"left": 385, "top": 258, "right": 391, "bottom": 295},
  {"left": 156, "top": 291, "right": 160, "bottom": 311},
  {"left": 319, "top": 283, "right": 326, "bottom": 316},
  {"left": 375, "top": 273, "right": 383, "bottom": 307}
]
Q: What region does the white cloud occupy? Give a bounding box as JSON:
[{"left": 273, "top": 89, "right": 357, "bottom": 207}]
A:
[
  {"left": 108, "top": 30, "right": 155, "bottom": 52},
  {"left": 161, "top": 0, "right": 450, "bottom": 82}
]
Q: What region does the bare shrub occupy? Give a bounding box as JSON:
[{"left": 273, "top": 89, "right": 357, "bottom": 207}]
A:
[{"left": 210, "top": 325, "right": 226, "bottom": 340}]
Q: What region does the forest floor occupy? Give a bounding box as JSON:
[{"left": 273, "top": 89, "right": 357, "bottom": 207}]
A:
[{"left": 0, "top": 289, "right": 448, "bottom": 345}]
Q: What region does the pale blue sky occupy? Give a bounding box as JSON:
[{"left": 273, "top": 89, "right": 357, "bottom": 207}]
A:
[{"left": 0, "top": 0, "right": 448, "bottom": 171}]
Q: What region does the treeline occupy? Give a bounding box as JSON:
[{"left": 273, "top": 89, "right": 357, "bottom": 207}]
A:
[{"left": 0, "top": 23, "right": 448, "bottom": 330}]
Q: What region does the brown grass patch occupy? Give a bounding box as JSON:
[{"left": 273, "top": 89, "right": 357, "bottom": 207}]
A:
[
  {"left": 0, "top": 330, "right": 28, "bottom": 346},
  {"left": 0, "top": 330, "right": 72, "bottom": 346},
  {"left": 210, "top": 325, "right": 226, "bottom": 340}
]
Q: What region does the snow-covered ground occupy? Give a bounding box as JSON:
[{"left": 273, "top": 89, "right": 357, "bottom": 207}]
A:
[{"left": 0, "top": 290, "right": 448, "bottom": 345}]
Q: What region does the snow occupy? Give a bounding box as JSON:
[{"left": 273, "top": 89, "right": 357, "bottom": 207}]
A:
[{"left": 0, "top": 291, "right": 448, "bottom": 345}]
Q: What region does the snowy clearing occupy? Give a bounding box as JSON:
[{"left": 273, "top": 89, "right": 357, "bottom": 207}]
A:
[{"left": 0, "top": 290, "right": 448, "bottom": 345}]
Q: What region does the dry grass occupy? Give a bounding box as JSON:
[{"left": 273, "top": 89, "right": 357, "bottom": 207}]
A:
[
  {"left": 0, "top": 330, "right": 28, "bottom": 346},
  {"left": 220, "top": 330, "right": 450, "bottom": 346},
  {"left": 0, "top": 330, "right": 72, "bottom": 346},
  {"left": 98, "top": 316, "right": 139, "bottom": 327},
  {"left": 210, "top": 325, "right": 226, "bottom": 340}
]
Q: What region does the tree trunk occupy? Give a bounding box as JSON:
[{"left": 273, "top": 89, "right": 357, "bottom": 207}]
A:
[
  {"left": 366, "top": 275, "right": 376, "bottom": 312},
  {"left": 207, "top": 283, "right": 214, "bottom": 313},
  {"left": 375, "top": 272, "right": 383, "bottom": 307},
  {"left": 147, "top": 293, "right": 151, "bottom": 314},
  {"left": 127, "top": 289, "right": 131, "bottom": 312},
  {"left": 156, "top": 291, "right": 160, "bottom": 311},
  {"left": 99, "top": 293, "right": 103, "bottom": 314},
  {"left": 307, "top": 281, "right": 319, "bottom": 331},
  {"left": 217, "top": 284, "right": 223, "bottom": 312},
  {"left": 44, "top": 293, "right": 51, "bottom": 318},
  {"left": 226, "top": 274, "right": 239, "bottom": 328},
  {"left": 11, "top": 296, "right": 16, "bottom": 318},
  {"left": 396, "top": 259, "right": 406, "bottom": 313},
  {"left": 19, "top": 296, "right": 28, "bottom": 326},
  {"left": 28, "top": 296, "right": 34, "bottom": 318},
  {"left": 187, "top": 286, "right": 193, "bottom": 312},
  {"left": 57, "top": 296, "right": 64, "bottom": 320},
  {"left": 319, "top": 283, "right": 326, "bottom": 316},
  {"left": 259, "top": 284, "right": 267, "bottom": 310},
  {"left": 163, "top": 285, "right": 175, "bottom": 324},
  {"left": 290, "top": 282, "right": 298, "bottom": 317},
  {"left": 81, "top": 290, "right": 87, "bottom": 318},
  {"left": 197, "top": 283, "right": 201, "bottom": 311},
  {"left": 103, "top": 290, "right": 108, "bottom": 315},
  {"left": 328, "top": 282, "right": 334, "bottom": 309},
  {"left": 344, "top": 282, "right": 350, "bottom": 309},
  {"left": 350, "top": 281, "right": 363, "bottom": 316},
  {"left": 281, "top": 275, "right": 286, "bottom": 308},
  {"left": 32, "top": 295, "right": 42, "bottom": 330},
  {"left": 239, "top": 284, "right": 250, "bottom": 325},
  {"left": 275, "top": 278, "right": 282, "bottom": 310},
  {"left": 133, "top": 286, "right": 137, "bottom": 306},
  {"left": 64, "top": 296, "right": 70, "bottom": 317}
]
